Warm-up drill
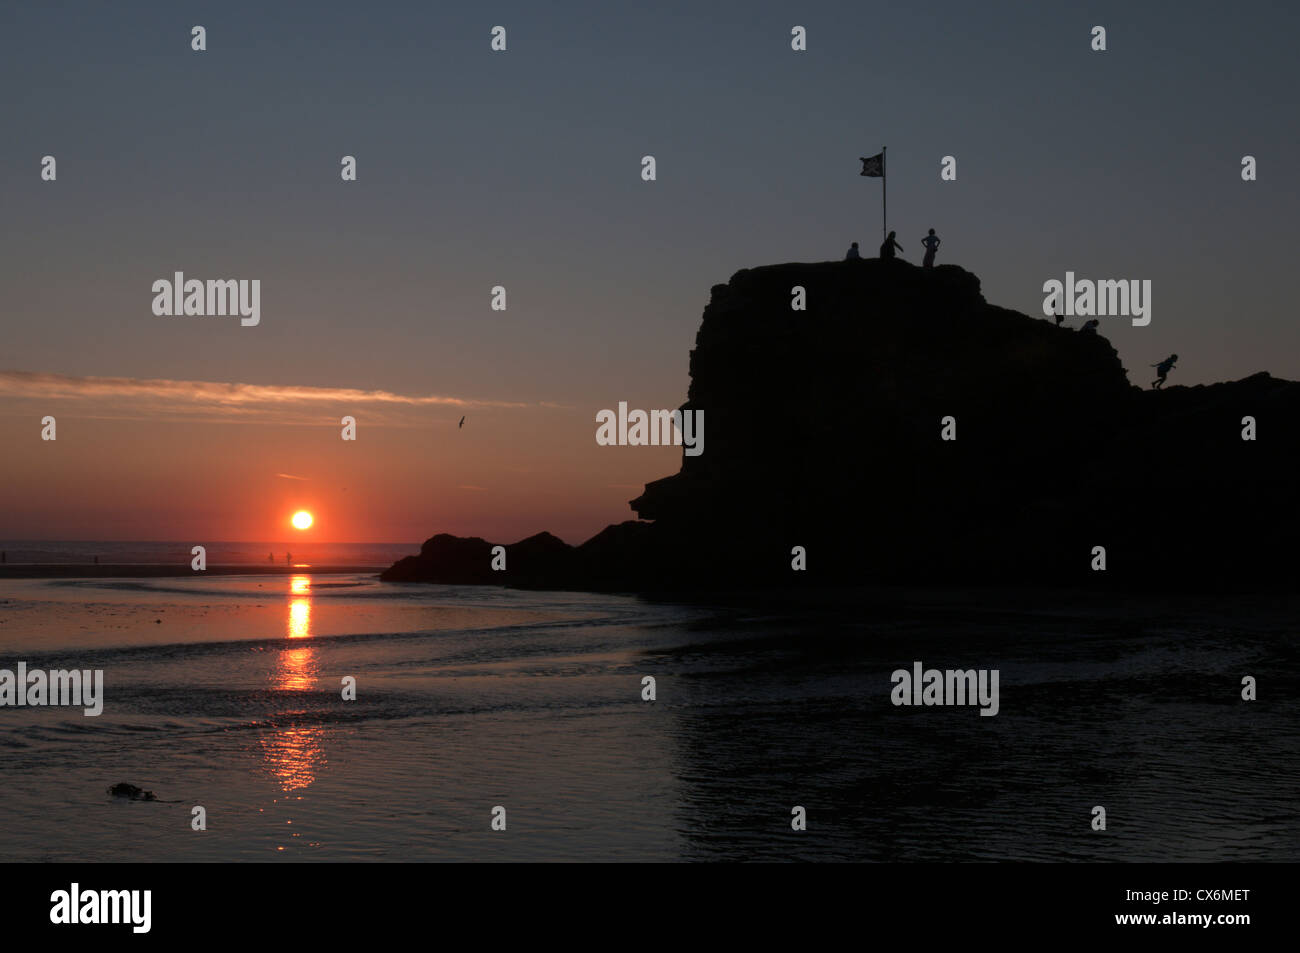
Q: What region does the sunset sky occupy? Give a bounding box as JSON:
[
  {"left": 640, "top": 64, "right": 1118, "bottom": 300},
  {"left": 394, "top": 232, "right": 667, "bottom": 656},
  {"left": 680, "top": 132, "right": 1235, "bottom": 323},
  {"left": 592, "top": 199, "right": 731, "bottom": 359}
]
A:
[{"left": 3, "top": 0, "right": 1298, "bottom": 543}]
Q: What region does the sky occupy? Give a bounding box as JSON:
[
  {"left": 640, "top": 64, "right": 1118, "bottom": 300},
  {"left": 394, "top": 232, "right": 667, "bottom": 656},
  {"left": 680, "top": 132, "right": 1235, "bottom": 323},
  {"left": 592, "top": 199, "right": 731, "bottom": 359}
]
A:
[{"left": 3, "top": 0, "right": 1298, "bottom": 543}]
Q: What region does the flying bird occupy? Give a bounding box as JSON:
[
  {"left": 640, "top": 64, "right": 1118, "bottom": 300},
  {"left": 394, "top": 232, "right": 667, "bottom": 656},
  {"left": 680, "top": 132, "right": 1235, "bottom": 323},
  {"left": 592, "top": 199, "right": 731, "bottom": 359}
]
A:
[{"left": 458, "top": 416, "right": 465, "bottom": 428}]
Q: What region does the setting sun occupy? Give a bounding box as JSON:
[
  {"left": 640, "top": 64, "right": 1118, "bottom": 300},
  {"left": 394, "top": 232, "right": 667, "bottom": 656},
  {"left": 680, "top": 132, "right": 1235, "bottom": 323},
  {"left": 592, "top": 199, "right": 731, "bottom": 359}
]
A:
[{"left": 291, "top": 510, "right": 313, "bottom": 530}]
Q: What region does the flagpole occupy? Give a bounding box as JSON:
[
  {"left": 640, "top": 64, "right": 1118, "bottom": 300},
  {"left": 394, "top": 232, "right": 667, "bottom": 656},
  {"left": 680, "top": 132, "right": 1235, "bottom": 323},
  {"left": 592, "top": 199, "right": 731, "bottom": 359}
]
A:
[{"left": 882, "top": 146, "right": 887, "bottom": 242}]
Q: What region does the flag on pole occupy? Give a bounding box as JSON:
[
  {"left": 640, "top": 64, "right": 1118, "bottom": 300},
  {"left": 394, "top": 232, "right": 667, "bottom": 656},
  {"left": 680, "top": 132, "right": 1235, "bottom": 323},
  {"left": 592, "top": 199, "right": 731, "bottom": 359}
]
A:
[{"left": 859, "top": 148, "right": 887, "bottom": 240}]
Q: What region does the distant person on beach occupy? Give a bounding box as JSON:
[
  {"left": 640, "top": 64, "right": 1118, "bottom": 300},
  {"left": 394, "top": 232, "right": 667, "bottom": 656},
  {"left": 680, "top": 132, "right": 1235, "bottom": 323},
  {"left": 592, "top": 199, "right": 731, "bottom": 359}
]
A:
[
  {"left": 1151, "top": 354, "right": 1178, "bottom": 389},
  {"left": 268, "top": 552, "right": 274, "bottom": 562},
  {"left": 845, "top": 241, "right": 860, "bottom": 260},
  {"left": 879, "top": 231, "right": 903, "bottom": 259},
  {"left": 1079, "top": 318, "right": 1100, "bottom": 334},
  {"left": 286, "top": 552, "right": 292, "bottom": 565},
  {"left": 1, "top": 551, "right": 5, "bottom": 564},
  {"left": 920, "top": 229, "right": 940, "bottom": 268}
]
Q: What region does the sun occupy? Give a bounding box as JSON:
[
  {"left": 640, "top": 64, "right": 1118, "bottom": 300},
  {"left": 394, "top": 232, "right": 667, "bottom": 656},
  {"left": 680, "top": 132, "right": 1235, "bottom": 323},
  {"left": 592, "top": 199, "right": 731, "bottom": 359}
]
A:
[{"left": 291, "top": 510, "right": 313, "bottom": 530}]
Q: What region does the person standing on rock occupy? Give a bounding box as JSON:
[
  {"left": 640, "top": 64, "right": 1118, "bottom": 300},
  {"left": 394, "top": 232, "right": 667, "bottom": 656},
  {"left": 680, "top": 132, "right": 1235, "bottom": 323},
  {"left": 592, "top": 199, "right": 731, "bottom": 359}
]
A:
[
  {"left": 1151, "top": 354, "right": 1178, "bottom": 389},
  {"left": 879, "top": 231, "right": 904, "bottom": 259},
  {"left": 845, "top": 241, "right": 861, "bottom": 260},
  {"left": 921, "top": 229, "right": 941, "bottom": 268}
]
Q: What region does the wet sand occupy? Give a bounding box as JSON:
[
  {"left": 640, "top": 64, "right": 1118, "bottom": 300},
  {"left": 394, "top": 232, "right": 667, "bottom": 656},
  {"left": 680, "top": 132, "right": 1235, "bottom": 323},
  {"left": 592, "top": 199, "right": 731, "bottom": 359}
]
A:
[{"left": 2, "top": 573, "right": 1296, "bottom": 861}]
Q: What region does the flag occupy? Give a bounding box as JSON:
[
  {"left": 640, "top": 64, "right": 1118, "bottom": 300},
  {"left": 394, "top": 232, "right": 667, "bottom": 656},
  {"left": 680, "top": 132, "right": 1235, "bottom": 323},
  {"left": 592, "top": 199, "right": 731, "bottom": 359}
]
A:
[{"left": 859, "top": 152, "right": 883, "bottom": 177}]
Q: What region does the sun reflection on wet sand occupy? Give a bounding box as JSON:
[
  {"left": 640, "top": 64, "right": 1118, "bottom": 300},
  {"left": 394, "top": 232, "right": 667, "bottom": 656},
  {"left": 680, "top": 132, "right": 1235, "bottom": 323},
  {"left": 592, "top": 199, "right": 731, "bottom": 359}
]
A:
[
  {"left": 275, "top": 640, "right": 318, "bottom": 692},
  {"left": 259, "top": 574, "right": 327, "bottom": 792},
  {"left": 261, "top": 721, "right": 327, "bottom": 793},
  {"left": 288, "top": 574, "right": 311, "bottom": 638}
]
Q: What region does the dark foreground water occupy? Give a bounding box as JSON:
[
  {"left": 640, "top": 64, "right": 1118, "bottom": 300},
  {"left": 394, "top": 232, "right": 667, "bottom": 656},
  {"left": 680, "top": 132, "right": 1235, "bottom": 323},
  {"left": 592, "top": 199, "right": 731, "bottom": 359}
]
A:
[{"left": 0, "top": 574, "right": 1295, "bottom": 861}]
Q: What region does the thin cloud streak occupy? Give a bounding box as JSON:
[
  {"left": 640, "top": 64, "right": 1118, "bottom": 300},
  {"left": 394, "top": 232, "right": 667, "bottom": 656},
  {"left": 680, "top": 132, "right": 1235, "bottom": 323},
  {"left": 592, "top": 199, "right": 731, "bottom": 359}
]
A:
[{"left": 0, "top": 370, "right": 533, "bottom": 409}]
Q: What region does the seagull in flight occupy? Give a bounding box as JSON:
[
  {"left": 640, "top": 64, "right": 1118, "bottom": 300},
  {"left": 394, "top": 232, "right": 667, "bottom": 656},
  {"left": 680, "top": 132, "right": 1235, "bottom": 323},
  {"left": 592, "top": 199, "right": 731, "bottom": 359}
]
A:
[{"left": 458, "top": 416, "right": 465, "bottom": 429}]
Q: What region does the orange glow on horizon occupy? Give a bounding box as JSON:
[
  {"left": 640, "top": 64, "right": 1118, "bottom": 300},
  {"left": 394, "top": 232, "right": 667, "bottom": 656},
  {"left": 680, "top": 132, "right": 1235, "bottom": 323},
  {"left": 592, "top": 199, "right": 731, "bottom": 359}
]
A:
[{"left": 0, "top": 410, "right": 677, "bottom": 545}]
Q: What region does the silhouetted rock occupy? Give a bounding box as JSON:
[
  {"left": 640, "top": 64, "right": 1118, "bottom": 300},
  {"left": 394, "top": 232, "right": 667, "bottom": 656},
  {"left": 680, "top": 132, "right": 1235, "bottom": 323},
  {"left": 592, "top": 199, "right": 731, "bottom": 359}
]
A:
[
  {"left": 508, "top": 531, "right": 575, "bottom": 580},
  {"left": 382, "top": 534, "right": 495, "bottom": 583},
  {"left": 385, "top": 258, "right": 1300, "bottom": 592},
  {"left": 107, "top": 783, "right": 157, "bottom": 801},
  {"left": 381, "top": 531, "right": 577, "bottom": 585}
]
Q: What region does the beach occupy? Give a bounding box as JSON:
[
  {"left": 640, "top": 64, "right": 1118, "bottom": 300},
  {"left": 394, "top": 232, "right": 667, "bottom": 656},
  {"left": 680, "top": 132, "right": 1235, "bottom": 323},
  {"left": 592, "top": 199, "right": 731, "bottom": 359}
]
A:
[{"left": 1, "top": 567, "right": 1296, "bottom": 862}]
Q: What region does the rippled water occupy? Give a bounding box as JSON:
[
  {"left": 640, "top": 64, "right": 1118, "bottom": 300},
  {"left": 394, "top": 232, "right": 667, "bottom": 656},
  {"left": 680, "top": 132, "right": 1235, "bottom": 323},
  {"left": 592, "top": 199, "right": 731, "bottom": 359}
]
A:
[{"left": 0, "top": 576, "right": 1295, "bottom": 861}]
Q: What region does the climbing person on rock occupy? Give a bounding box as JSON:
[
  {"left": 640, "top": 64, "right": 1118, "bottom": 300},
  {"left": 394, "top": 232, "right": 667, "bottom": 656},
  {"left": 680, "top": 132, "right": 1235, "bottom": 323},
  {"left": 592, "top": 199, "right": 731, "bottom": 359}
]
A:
[
  {"left": 1151, "top": 354, "right": 1178, "bottom": 389},
  {"left": 920, "top": 229, "right": 941, "bottom": 268},
  {"left": 879, "top": 231, "right": 904, "bottom": 260},
  {"left": 845, "top": 241, "right": 861, "bottom": 260},
  {"left": 1079, "top": 318, "right": 1100, "bottom": 335}
]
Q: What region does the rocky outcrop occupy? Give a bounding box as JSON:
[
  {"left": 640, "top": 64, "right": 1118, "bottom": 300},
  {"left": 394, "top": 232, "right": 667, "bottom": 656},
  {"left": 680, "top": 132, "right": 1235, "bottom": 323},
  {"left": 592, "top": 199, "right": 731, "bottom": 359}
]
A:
[
  {"left": 384, "top": 258, "right": 1300, "bottom": 591},
  {"left": 382, "top": 531, "right": 573, "bottom": 585}
]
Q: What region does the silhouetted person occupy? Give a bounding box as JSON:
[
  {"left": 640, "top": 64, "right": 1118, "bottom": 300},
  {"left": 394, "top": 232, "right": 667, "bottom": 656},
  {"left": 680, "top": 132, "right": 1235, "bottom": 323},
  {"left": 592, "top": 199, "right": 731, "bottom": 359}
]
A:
[
  {"left": 920, "top": 229, "right": 940, "bottom": 268},
  {"left": 1, "top": 551, "right": 5, "bottom": 564},
  {"left": 845, "top": 241, "right": 861, "bottom": 260},
  {"left": 93, "top": 555, "right": 98, "bottom": 565},
  {"left": 268, "top": 552, "right": 274, "bottom": 562},
  {"left": 1079, "top": 318, "right": 1100, "bottom": 334},
  {"left": 879, "top": 231, "right": 903, "bottom": 259},
  {"left": 1054, "top": 312, "right": 1064, "bottom": 327},
  {"left": 1151, "top": 354, "right": 1178, "bottom": 389},
  {"left": 286, "top": 552, "right": 292, "bottom": 565}
]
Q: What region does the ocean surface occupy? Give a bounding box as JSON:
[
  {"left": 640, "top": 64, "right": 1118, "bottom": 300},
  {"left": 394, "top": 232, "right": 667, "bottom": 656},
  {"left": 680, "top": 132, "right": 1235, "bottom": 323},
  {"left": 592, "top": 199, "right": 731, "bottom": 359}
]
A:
[
  {"left": 0, "top": 571, "right": 1296, "bottom": 862},
  {"left": 0, "top": 540, "right": 417, "bottom": 568}
]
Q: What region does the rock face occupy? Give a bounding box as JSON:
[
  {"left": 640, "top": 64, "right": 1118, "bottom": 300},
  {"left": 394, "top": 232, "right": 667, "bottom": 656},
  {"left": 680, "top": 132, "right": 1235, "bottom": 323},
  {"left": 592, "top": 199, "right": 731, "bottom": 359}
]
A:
[{"left": 384, "top": 258, "right": 1300, "bottom": 591}]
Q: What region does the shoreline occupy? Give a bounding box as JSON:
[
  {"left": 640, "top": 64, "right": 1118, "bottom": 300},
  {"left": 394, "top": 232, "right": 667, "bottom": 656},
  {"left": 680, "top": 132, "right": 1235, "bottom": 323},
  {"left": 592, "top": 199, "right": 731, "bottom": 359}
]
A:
[
  {"left": 2, "top": 568, "right": 1296, "bottom": 624},
  {"left": 0, "top": 564, "right": 385, "bottom": 579}
]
